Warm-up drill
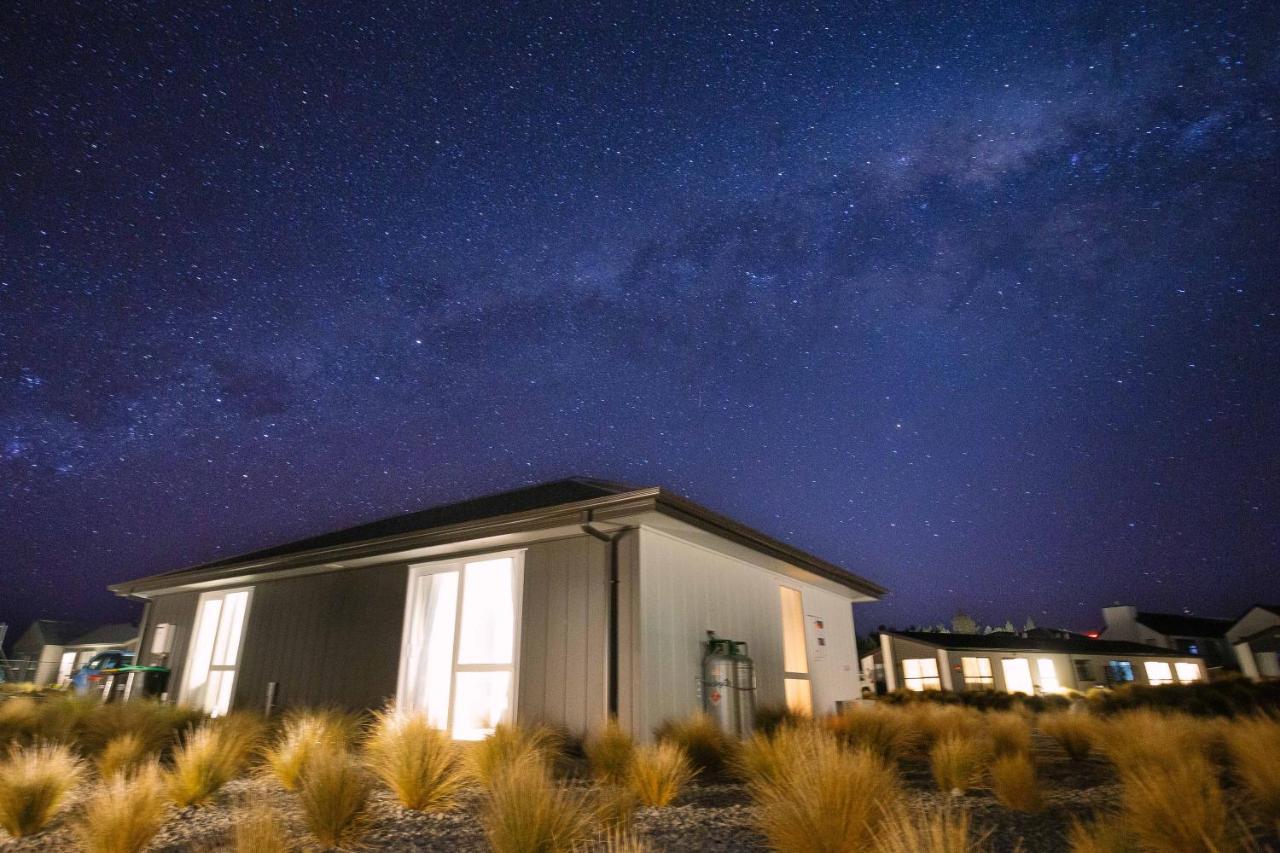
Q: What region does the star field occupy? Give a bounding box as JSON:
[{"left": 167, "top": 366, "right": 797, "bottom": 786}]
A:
[{"left": 1, "top": 1, "right": 1277, "bottom": 638}]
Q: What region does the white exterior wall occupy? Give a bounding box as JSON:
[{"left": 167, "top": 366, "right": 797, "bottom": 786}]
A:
[
  {"left": 635, "top": 526, "right": 859, "bottom": 736},
  {"left": 32, "top": 644, "right": 66, "bottom": 686}
]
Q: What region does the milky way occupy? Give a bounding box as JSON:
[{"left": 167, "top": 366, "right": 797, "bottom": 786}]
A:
[{"left": 2, "top": 2, "right": 1277, "bottom": 638}]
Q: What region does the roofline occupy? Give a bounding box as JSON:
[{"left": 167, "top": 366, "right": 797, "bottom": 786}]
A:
[
  {"left": 110, "top": 486, "right": 887, "bottom": 599},
  {"left": 880, "top": 630, "right": 1194, "bottom": 657}
]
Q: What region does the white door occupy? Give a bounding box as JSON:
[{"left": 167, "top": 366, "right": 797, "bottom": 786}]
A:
[
  {"left": 183, "top": 587, "right": 252, "bottom": 716},
  {"left": 1001, "top": 658, "right": 1034, "bottom": 695},
  {"left": 398, "top": 552, "right": 524, "bottom": 740}
]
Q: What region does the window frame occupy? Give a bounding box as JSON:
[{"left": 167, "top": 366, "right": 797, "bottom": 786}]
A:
[
  {"left": 397, "top": 550, "right": 526, "bottom": 739},
  {"left": 181, "top": 586, "right": 254, "bottom": 717},
  {"left": 960, "top": 656, "right": 994, "bottom": 689}
]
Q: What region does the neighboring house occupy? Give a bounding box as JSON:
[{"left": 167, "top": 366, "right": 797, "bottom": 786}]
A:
[
  {"left": 110, "top": 478, "right": 886, "bottom": 739},
  {"left": 10, "top": 620, "right": 139, "bottom": 686},
  {"left": 878, "top": 630, "right": 1206, "bottom": 694},
  {"left": 1099, "top": 605, "right": 1236, "bottom": 671},
  {"left": 1226, "top": 605, "right": 1280, "bottom": 681}
]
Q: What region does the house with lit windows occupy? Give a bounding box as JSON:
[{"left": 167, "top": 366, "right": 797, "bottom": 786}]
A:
[
  {"left": 1227, "top": 605, "right": 1280, "bottom": 681},
  {"left": 109, "top": 479, "right": 885, "bottom": 739},
  {"left": 875, "top": 629, "right": 1205, "bottom": 695},
  {"left": 1099, "top": 605, "right": 1236, "bottom": 672}
]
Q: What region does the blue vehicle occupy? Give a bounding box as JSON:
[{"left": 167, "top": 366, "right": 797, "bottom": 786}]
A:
[{"left": 70, "top": 650, "right": 135, "bottom": 695}]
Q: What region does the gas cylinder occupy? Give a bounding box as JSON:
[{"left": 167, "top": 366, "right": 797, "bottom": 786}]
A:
[{"left": 701, "top": 634, "right": 738, "bottom": 734}]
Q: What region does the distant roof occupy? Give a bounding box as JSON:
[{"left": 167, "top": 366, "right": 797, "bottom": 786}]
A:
[
  {"left": 111, "top": 477, "right": 887, "bottom": 598},
  {"left": 68, "top": 623, "right": 138, "bottom": 647},
  {"left": 885, "top": 630, "right": 1196, "bottom": 658},
  {"left": 13, "top": 620, "right": 136, "bottom": 654},
  {"left": 1135, "top": 611, "right": 1233, "bottom": 638}
]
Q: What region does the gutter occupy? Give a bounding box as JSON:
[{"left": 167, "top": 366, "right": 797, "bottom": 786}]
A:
[{"left": 582, "top": 516, "right": 635, "bottom": 719}]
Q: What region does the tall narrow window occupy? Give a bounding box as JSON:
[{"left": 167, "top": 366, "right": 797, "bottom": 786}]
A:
[
  {"left": 960, "top": 656, "right": 994, "bottom": 689},
  {"left": 778, "top": 586, "right": 812, "bottom": 714},
  {"left": 1036, "top": 659, "right": 1061, "bottom": 693},
  {"left": 902, "top": 658, "right": 942, "bottom": 691},
  {"left": 183, "top": 587, "right": 252, "bottom": 717},
  {"left": 1143, "top": 661, "right": 1174, "bottom": 685},
  {"left": 1001, "top": 658, "right": 1034, "bottom": 694},
  {"left": 400, "top": 552, "right": 523, "bottom": 740}
]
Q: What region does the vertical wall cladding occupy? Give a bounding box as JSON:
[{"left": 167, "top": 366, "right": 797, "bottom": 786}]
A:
[
  {"left": 230, "top": 563, "right": 409, "bottom": 712},
  {"left": 139, "top": 590, "right": 201, "bottom": 698},
  {"left": 636, "top": 528, "right": 859, "bottom": 736},
  {"left": 516, "top": 535, "right": 611, "bottom": 735}
]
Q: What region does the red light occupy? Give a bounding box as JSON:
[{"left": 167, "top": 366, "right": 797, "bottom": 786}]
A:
[{"left": 1085, "top": 631, "right": 1099, "bottom": 639}]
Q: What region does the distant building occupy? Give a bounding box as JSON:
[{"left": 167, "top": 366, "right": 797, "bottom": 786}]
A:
[
  {"left": 1226, "top": 605, "right": 1280, "bottom": 681},
  {"left": 1099, "top": 605, "right": 1235, "bottom": 671},
  {"left": 873, "top": 629, "right": 1205, "bottom": 695},
  {"left": 10, "top": 620, "right": 138, "bottom": 686}
]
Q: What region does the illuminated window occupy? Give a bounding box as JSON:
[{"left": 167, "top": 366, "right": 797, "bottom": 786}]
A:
[
  {"left": 1037, "top": 659, "right": 1061, "bottom": 692},
  {"left": 779, "top": 587, "right": 812, "bottom": 714},
  {"left": 56, "top": 651, "right": 77, "bottom": 684},
  {"left": 1143, "top": 661, "right": 1174, "bottom": 686},
  {"left": 961, "top": 656, "right": 994, "bottom": 688},
  {"left": 183, "top": 587, "right": 252, "bottom": 717},
  {"left": 1174, "top": 662, "right": 1201, "bottom": 683},
  {"left": 400, "top": 553, "right": 523, "bottom": 740},
  {"left": 902, "top": 658, "right": 941, "bottom": 691},
  {"left": 1001, "top": 658, "right": 1034, "bottom": 694}
]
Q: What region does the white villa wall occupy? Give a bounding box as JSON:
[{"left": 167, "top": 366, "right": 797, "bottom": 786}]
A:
[{"left": 636, "top": 526, "right": 859, "bottom": 736}]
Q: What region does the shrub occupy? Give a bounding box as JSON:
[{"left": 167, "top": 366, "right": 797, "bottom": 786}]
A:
[
  {"left": 929, "top": 733, "right": 989, "bottom": 795},
  {"left": 1119, "top": 752, "right": 1228, "bottom": 853},
  {"left": 750, "top": 728, "right": 900, "bottom": 853},
  {"left": 653, "top": 713, "right": 733, "bottom": 776},
  {"left": 73, "top": 701, "right": 202, "bottom": 759},
  {"left": 97, "top": 732, "right": 154, "bottom": 778},
  {"left": 871, "top": 803, "right": 977, "bottom": 853},
  {"left": 0, "top": 742, "right": 84, "bottom": 838},
  {"left": 628, "top": 742, "right": 695, "bottom": 808},
  {"left": 263, "top": 709, "right": 353, "bottom": 791},
  {"left": 1041, "top": 712, "right": 1097, "bottom": 761},
  {"left": 483, "top": 751, "right": 594, "bottom": 853},
  {"left": 989, "top": 752, "right": 1043, "bottom": 812},
  {"left": 987, "top": 711, "right": 1031, "bottom": 758},
  {"left": 167, "top": 722, "right": 258, "bottom": 807},
  {"left": 231, "top": 801, "right": 292, "bottom": 852},
  {"left": 585, "top": 719, "right": 636, "bottom": 784},
  {"left": 73, "top": 763, "right": 168, "bottom": 853},
  {"left": 470, "top": 722, "right": 563, "bottom": 788},
  {"left": 1224, "top": 715, "right": 1280, "bottom": 830},
  {"left": 826, "top": 705, "right": 916, "bottom": 762},
  {"left": 364, "top": 707, "right": 466, "bottom": 811},
  {"left": 297, "top": 749, "right": 371, "bottom": 849}
]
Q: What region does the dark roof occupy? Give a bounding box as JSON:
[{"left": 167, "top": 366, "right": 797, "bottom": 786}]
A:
[
  {"left": 12, "top": 620, "right": 91, "bottom": 654},
  {"left": 68, "top": 623, "right": 138, "bottom": 647},
  {"left": 885, "top": 630, "right": 1195, "bottom": 658},
  {"left": 111, "top": 477, "right": 887, "bottom": 598},
  {"left": 1135, "top": 611, "right": 1233, "bottom": 638}
]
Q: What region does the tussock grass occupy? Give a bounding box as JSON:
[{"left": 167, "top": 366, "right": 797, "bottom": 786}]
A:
[
  {"left": 871, "top": 803, "right": 979, "bottom": 853},
  {"left": 929, "top": 733, "right": 989, "bottom": 795},
  {"left": 1067, "top": 815, "right": 1138, "bottom": 853},
  {"left": 826, "top": 705, "right": 917, "bottom": 762},
  {"left": 735, "top": 724, "right": 830, "bottom": 786},
  {"left": 1041, "top": 711, "right": 1098, "bottom": 761},
  {"left": 1224, "top": 715, "right": 1280, "bottom": 831},
  {"left": 483, "top": 751, "right": 595, "bottom": 853},
  {"left": 74, "top": 701, "right": 202, "bottom": 759},
  {"left": 989, "top": 752, "right": 1043, "bottom": 812},
  {"left": 0, "top": 742, "right": 84, "bottom": 838},
  {"left": 585, "top": 719, "right": 636, "bottom": 784},
  {"left": 364, "top": 707, "right": 467, "bottom": 811},
  {"left": 73, "top": 762, "right": 168, "bottom": 853},
  {"left": 167, "top": 718, "right": 263, "bottom": 807},
  {"left": 1119, "top": 751, "right": 1228, "bottom": 853},
  {"left": 470, "top": 722, "right": 563, "bottom": 788},
  {"left": 904, "top": 705, "right": 984, "bottom": 751},
  {"left": 987, "top": 711, "right": 1031, "bottom": 758},
  {"left": 592, "top": 784, "right": 638, "bottom": 833},
  {"left": 0, "top": 697, "right": 42, "bottom": 744},
  {"left": 627, "top": 742, "right": 695, "bottom": 807},
  {"left": 231, "top": 802, "right": 292, "bottom": 852},
  {"left": 749, "top": 726, "right": 900, "bottom": 853},
  {"left": 263, "top": 709, "right": 353, "bottom": 791},
  {"left": 653, "top": 713, "right": 734, "bottom": 776},
  {"left": 588, "top": 827, "right": 652, "bottom": 852},
  {"left": 98, "top": 733, "right": 154, "bottom": 779},
  {"left": 1100, "top": 710, "right": 1215, "bottom": 774},
  {"left": 297, "top": 749, "right": 371, "bottom": 849}
]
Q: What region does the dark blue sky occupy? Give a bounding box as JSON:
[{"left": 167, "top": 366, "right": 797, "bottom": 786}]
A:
[{"left": 2, "top": 1, "right": 1277, "bottom": 640}]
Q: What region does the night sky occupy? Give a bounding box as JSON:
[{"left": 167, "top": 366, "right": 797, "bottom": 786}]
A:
[{"left": 2, "top": 2, "right": 1277, "bottom": 643}]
